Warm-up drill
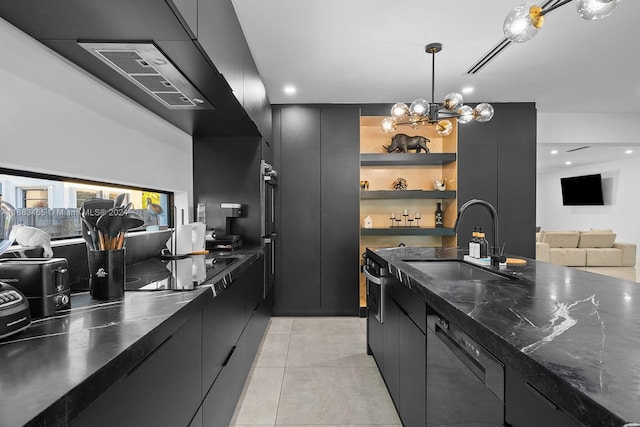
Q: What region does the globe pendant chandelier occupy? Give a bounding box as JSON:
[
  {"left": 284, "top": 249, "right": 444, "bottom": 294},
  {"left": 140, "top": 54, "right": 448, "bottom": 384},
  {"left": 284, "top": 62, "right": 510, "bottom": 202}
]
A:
[
  {"left": 381, "top": 43, "right": 494, "bottom": 136},
  {"left": 504, "top": 0, "right": 621, "bottom": 43}
]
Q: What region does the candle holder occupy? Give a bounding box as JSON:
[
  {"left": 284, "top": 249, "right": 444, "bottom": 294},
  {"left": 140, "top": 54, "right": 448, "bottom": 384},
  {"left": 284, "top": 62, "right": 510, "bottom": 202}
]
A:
[
  {"left": 415, "top": 212, "right": 421, "bottom": 227},
  {"left": 390, "top": 212, "right": 396, "bottom": 227},
  {"left": 408, "top": 214, "right": 414, "bottom": 227}
]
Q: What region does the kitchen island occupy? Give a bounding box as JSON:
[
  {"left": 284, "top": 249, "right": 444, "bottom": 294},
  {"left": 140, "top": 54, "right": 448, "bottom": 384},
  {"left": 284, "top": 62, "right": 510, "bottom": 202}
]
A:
[
  {"left": 367, "top": 246, "right": 640, "bottom": 427},
  {"left": 0, "top": 248, "right": 268, "bottom": 427}
]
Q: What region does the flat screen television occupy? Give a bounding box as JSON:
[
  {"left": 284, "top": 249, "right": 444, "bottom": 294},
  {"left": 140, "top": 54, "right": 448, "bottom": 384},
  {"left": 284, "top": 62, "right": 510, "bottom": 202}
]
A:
[{"left": 560, "top": 174, "right": 604, "bottom": 206}]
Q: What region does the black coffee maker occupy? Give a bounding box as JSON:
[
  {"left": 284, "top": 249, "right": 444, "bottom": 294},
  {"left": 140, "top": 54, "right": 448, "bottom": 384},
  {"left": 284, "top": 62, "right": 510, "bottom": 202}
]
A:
[{"left": 206, "top": 203, "right": 243, "bottom": 251}]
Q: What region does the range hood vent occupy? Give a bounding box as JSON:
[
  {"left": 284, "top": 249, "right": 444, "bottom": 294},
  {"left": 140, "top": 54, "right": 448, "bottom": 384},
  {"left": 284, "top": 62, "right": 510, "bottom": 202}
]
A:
[{"left": 79, "top": 42, "right": 214, "bottom": 110}]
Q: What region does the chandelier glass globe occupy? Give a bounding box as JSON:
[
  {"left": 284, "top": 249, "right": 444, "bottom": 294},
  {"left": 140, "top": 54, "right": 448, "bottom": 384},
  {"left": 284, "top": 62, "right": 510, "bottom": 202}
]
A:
[
  {"left": 443, "top": 93, "right": 464, "bottom": 112},
  {"left": 381, "top": 117, "right": 397, "bottom": 133},
  {"left": 437, "top": 120, "right": 453, "bottom": 136},
  {"left": 409, "top": 99, "right": 429, "bottom": 117},
  {"left": 456, "top": 105, "right": 474, "bottom": 124},
  {"left": 474, "top": 103, "right": 495, "bottom": 122},
  {"left": 390, "top": 102, "right": 409, "bottom": 120}
]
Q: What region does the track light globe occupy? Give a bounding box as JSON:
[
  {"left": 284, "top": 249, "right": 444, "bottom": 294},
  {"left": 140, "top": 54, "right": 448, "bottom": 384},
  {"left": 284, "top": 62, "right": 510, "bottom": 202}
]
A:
[
  {"left": 576, "top": 0, "right": 621, "bottom": 20},
  {"left": 504, "top": 4, "right": 543, "bottom": 43}
]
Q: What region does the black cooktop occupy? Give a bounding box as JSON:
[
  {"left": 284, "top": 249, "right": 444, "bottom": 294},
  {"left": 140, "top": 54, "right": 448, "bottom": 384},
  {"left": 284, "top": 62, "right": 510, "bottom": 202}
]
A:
[{"left": 125, "top": 254, "right": 238, "bottom": 291}]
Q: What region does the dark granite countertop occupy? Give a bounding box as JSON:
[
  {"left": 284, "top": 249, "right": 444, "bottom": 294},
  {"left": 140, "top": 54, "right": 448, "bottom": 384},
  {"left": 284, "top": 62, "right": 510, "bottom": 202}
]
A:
[
  {"left": 368, "top": 246, "right": 640, "bottom": 427},
  {"left": 0, "top": 247, "right": 262, "bottom": 427}
]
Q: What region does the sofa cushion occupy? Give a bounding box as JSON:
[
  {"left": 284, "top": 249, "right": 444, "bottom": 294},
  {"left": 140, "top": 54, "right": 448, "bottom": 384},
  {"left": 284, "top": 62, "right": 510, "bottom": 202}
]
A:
[
  {"left": 585, "top": 248, "right": 623, "bottom": 266},
  {"left": 578, "top": 232, "right": 616, "bottom": 248},
  {"left": 549, "top": 248, "right": 586, "bottom": 266},
  {"left": 541, "top": 232, "right": 580, "bottom": 248}
]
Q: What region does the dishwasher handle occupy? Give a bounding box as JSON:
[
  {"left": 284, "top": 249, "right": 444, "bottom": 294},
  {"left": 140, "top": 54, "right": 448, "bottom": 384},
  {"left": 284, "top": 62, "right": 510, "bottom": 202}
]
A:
[{"left": 363, "top": 265, "right": 383, "bottom": 285}]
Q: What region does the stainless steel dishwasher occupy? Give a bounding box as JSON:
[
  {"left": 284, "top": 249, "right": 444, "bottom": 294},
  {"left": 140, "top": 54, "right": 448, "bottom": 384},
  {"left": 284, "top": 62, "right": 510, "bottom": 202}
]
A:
[{"left": 427, "top": 305, "right": 505, "bottom": 426}]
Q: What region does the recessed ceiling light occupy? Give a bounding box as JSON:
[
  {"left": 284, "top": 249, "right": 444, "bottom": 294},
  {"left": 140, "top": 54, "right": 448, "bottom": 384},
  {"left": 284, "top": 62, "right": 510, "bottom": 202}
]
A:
[
  {"left": 565, "top": 161, "right": 572, "bottom": 165},
  {"left": 550, "top": 150, "right": 558, "bottom": 155},
  {"left": 284, "top": 85, "right": 297, "bottom": 95},
  {"left": 625, "top": 149, "right": 633, "bottom": 154},
  {"left": 461, "top": 86, "right": 474, "bottom": 95}
]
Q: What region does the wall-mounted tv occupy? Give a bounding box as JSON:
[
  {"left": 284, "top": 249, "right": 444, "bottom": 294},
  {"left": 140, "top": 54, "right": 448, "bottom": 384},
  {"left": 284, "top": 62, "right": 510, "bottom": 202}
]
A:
[{"left": 560, "top": 173, "right": 604, "bottom": 206}]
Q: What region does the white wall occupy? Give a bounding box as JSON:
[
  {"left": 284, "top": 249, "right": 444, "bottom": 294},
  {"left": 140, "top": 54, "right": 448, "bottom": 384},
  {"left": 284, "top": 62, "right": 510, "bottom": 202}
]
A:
[
  {"left": 538, "top": 112, "right": 640, "bottom": 144},
  {"left": 0, "top": 18, "right": 193, "bottom": 219},
  {"left": 536, "top": 156, "right": 640, "bottom": 248}
]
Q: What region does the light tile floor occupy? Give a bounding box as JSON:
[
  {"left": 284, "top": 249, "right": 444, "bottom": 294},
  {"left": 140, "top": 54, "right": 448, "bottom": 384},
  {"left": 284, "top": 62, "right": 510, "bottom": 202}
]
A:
[{"left": 230, "top": 316, "right": 401, "bottom": 427}]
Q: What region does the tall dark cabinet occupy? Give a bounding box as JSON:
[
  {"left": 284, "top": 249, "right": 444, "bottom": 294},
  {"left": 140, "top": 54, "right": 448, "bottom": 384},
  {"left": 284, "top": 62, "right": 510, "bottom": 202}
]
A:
[
  {"left": 272, "top": 105, "right": 360, "bottom": 315},
  {"left": 458, "top": 103, "right": 537, "bottom": 258}
]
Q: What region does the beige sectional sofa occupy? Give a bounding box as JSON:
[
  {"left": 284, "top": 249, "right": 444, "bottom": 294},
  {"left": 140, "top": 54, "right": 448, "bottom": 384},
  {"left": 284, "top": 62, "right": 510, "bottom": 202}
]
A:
[{"left": 536, "top": 230, "right": 636, "bottom": 267}]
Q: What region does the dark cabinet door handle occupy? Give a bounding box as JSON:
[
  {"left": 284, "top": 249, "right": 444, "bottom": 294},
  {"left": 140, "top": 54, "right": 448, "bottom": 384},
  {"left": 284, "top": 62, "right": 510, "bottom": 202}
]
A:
[{"left": 222, "top": 346, "right": 237, "bottom": 367}]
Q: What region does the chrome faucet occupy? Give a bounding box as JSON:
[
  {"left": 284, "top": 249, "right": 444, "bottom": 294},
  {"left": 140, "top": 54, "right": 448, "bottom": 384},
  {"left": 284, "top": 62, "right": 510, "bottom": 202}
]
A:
[{"left": 453, "top": 199, "right": 505, "bottom": 266}]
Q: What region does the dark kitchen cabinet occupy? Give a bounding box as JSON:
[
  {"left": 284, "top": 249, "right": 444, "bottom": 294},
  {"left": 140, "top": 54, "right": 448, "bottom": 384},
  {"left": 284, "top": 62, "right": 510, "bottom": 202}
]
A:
[
  {"left": 188, "top": 406, "right": 203, "bottom": 427},
  {"left": 382, "top": 293, "right": 401, "bottom": 407},
  {"left": 320, "top": 108, "right": 361, "bottom": 314},
  {"left": 458, "top": 102, "right": 536, "bottom": 259},
  {"left": 366, "top": 310, "right": 384, "bottom": 370},
  {"left": 203, "top": 330, "right": 249, "bottom": 426},
  {"left": 273, "top": 105, "right": 360, "bottom": 315},
  {"left": 398, "top": 312, "right": 426, "bottom": 427},
  {"left": 170, "top": 0, "right": 198, "bottom": 38},
  {"left": 202, "top": 255, "right": 270, "bottom": 427},
  {"left": 202, "top": 269, "right": 246, "bottom": 390},
  {"left": 195, "top": 0, "right": 272, "bottom": 140},
  {"left": 505, "top": 367, "right": 583, "bottom": 427},
  {"left": 70, "top": 312, "right": 203, "bottom": 427},
  {"left": 378, "top": 277, "right": 427, "bottom": 427},
  {"left": 276, "top": 106, "right": 322, "bottom": 313},
  {"left": 67, "top": 255, "right": 268, "bottom": 427}
]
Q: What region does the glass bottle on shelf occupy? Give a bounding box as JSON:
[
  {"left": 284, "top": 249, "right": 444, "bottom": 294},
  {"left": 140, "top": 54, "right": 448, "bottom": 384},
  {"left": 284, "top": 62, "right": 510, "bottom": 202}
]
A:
[{"left": 435, "top": 202, "right": 444, "bottom": 228}]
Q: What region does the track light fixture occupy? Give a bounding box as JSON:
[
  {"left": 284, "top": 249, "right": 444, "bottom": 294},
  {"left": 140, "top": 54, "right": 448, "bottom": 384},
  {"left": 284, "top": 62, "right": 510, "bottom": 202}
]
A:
[{"left": 504, "top": 0, "right": 622, "bottom": 43}]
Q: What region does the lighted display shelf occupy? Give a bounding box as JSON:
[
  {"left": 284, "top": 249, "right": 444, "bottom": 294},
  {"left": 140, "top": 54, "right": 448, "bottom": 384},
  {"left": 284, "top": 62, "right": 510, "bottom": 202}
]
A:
[
  {"left": 360, "top": 190, "right": 456, "bottom": 199},
  {"left": 360, "top": 153, "right": 456, "bottom": 166},
  {"left": 360, "top": 227, "right": 456, "bottom": 236}
]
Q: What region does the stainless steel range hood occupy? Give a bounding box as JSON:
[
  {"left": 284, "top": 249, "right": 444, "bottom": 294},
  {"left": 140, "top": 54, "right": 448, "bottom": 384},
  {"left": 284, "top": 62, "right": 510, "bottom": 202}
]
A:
[{"left": 79, "top": 42, "right": 214, "bottom": 110}]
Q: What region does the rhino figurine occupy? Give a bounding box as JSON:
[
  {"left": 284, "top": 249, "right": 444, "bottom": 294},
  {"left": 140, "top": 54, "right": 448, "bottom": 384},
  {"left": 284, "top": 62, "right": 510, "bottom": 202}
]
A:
[{"left": 383, "top": 133, "right": 430, "bottom": 153}]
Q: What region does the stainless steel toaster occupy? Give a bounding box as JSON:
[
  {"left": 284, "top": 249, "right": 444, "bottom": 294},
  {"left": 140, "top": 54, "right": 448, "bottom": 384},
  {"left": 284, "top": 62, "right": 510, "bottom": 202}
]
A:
[{"left": 0, "top": 258, "right": 70, "bottom": 318}]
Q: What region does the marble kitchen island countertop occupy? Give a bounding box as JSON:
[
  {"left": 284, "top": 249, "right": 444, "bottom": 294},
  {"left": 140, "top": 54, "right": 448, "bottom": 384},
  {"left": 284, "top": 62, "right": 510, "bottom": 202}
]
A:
[
  {"left": 0, "top": 248, "right": 262, "bottom": 427},
  {"left": 368, "top": 246, "right": 640, "bottom": 427}
]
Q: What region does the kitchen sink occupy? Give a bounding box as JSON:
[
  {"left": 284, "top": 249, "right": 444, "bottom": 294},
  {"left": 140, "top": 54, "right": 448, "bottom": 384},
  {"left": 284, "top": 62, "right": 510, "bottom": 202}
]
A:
[{"left": 403, "top": 260, "right": 513, "bottom": 281}]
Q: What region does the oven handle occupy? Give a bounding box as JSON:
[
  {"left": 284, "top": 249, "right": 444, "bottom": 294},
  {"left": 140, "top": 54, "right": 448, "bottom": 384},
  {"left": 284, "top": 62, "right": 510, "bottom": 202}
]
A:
[{"left": 363, "top": 265, "right": 382, "bottom": 285}]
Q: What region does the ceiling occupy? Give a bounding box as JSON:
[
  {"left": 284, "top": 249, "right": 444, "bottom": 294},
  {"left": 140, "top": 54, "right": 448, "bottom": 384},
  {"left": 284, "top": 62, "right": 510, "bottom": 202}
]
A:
[
  {"left": 231, "top": 0, "right": 640, "bottom": 170},
  {"left": 231, "top": 0, "right": 639, "bottom": 112}
]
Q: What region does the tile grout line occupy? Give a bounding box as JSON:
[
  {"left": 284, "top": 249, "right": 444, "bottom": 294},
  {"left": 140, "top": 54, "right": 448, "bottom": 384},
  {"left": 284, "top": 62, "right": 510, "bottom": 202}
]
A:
[{"left": 273, "top": 319, "right": 293, "bottom": 427}]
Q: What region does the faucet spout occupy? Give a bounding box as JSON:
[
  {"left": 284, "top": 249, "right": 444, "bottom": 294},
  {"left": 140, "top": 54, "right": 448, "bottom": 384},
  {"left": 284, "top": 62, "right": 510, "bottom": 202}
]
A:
[{"left": 454, "top": 199, "right": 504, "bottom": 266}]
